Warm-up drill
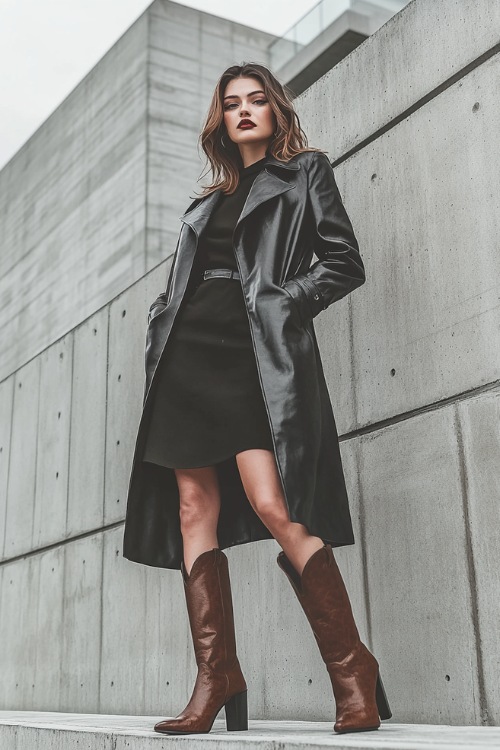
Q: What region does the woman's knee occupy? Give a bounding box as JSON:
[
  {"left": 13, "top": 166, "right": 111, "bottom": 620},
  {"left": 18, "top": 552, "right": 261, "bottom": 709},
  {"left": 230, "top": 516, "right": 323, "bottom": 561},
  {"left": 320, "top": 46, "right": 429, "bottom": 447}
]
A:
[
  {"left": 176, "top": 468, "right": 220, "bottom": 530},
  {"left": 251, "top": 492, "right": 289, "bottom": 529}
]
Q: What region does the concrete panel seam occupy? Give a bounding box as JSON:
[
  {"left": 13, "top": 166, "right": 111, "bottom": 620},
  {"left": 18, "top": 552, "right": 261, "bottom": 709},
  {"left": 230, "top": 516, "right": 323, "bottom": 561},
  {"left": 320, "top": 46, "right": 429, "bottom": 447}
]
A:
[
  {"left": 97, "top": 519, "right": 105, "bottom": 711},
  {"left": 453, "top": 405, "right": 490, "bottom": 725},
  {"left": 30, "top": 363, "right": 42, "bottom": 551},
  {"left": 64, "top": 336, "right": 75, "bottom": 537},
  {"left": 347, "top": 292, "right": 358, "bottom": 427},
  {"left": 102, "top": 305, "right": 111, "bottom": 530},
  {"left": 3, "top": 384, "right": 500, "bottom": 569},
  {"left": 0, "top": 520, "right": 124, "bottom": 570},
  {"left": 144, "top": 8, "right": 151, "bottom": 279},
  {"left": 331, "top": 42, "right": 500, "bottom": 170},
  {"left": 354, "top": 438, "right": 373, "bottom": 650},
  {"left": 0, "top": 256, "right": 174, "bottom": 389},
  {"left": 340, "top": 379, "right": 500, "bottom": 443},
  {"left": 58, "top": 532, "right": 68, "bottom": 708},
  {"left": 142, "top": 541, "right": 148, "bottom": 715},
  {"left": 32, "top": 553, "right": 43, "bottom": 706},
  {"left": 1, "top": 377, "right": 15, "bottom": 559}
]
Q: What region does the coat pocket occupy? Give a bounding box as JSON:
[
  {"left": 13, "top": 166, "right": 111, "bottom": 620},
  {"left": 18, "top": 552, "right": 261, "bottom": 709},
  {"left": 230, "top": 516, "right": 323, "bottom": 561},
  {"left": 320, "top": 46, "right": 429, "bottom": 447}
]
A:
[
  {"left": 281, "top": 275, "right": 323, "bottom": 325},
  {"left": 281, "top": 279, "right": 306, "bottom": 325},
  {"left": 147, "top": 292, "right": 170, "bottom": 324}
]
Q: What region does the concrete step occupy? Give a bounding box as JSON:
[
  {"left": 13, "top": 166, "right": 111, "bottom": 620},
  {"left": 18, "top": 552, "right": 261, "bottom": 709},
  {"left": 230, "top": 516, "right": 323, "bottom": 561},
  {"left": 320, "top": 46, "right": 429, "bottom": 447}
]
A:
[{"left": 0, "top": 712, "right": 499, "bottom": 749}]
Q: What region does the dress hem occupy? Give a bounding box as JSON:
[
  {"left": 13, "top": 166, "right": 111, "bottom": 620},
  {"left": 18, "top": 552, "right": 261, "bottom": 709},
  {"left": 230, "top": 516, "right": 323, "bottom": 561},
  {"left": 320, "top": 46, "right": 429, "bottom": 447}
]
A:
[{"left": 142, "top": 441, "right": 275, "bottom": 470}]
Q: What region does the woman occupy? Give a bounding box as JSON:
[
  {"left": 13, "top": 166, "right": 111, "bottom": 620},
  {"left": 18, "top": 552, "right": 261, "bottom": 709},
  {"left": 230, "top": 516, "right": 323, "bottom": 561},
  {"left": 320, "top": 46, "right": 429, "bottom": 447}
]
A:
[{"left": 122, "top": 62, "right": 392, "bottom": 735}]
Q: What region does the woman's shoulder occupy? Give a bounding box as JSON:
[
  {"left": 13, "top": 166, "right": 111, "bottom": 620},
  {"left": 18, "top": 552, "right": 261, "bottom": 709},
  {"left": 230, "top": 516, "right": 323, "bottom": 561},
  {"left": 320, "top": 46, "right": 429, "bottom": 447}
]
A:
[
  {"left": 288, "top": 150, "right": 332, "bottom": 173},
  {"left": 265, "top": 149, "right": 329, "bottom": 174},
  {"left": 303, "top": 149, "right": 330, "bottom": 164}
]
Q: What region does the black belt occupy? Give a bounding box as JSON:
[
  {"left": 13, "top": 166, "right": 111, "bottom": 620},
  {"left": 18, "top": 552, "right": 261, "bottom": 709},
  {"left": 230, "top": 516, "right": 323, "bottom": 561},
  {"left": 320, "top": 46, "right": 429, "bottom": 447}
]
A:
[{"left": 202, "top": 268, "right": 241, "bottom": 281}]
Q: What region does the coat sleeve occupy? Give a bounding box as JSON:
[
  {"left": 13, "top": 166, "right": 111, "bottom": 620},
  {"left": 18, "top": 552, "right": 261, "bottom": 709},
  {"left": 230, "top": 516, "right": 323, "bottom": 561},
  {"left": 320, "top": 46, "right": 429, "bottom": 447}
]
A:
[{"left": 288, "top": 151, "right": 365, "bottom": 319}]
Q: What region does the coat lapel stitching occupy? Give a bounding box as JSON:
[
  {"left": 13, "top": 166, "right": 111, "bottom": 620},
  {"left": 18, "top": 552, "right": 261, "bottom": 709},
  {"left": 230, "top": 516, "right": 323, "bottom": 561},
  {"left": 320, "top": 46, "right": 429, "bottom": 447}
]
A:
[{"left": 178, "top": 157, "right": 300, "bottom": 234}]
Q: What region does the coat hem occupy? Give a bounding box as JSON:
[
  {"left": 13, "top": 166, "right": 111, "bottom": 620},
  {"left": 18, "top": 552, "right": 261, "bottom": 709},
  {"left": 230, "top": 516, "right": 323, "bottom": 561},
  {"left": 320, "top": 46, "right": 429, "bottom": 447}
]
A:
[
  {"left": 122, "top": 530, "right": 355, "bottom": 571},
  {"left": 141, "top": 441, "right": 274, "bottom": 470}
]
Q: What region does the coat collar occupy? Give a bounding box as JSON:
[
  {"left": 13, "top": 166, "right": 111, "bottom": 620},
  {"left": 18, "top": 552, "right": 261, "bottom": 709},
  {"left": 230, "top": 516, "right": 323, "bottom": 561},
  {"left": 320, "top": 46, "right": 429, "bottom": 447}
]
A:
[
  {"left": 178, "top": 153, "right": 301, "bottom": 233},
  {"left": 263, "top": 152, "right": 301, "bottom": 171}
]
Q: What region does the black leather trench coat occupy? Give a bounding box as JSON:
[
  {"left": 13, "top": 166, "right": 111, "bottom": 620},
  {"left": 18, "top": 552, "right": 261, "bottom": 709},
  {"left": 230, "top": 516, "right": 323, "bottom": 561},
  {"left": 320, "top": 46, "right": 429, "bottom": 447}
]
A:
[{"left": 122, "top": 149, "right": 366, "bottom": 570}]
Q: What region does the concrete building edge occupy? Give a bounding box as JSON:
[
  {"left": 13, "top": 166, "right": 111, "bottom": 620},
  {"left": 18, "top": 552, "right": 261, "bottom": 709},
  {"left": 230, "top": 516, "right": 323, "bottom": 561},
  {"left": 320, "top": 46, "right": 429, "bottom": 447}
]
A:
[
  {"left": 330, "top": 40, "right": 500, "bottom": 168},
  {"left": 3, "top": 41, "right": 500, "bottom": 387}
]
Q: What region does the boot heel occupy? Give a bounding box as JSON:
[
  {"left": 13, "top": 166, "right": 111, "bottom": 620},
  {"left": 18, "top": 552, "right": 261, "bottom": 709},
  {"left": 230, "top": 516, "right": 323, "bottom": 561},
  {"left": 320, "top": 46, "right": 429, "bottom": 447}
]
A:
[
  {"left": 375, "top": 672, "right": 392, "bottom": 720},
  {"left": 224, "top": 689, "right": 248, "bottom": 731}
]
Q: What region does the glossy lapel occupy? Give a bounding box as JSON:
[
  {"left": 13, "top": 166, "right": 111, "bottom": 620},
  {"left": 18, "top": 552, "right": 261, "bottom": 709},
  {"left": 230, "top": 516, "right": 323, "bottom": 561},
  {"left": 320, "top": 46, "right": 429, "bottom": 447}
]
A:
[
  {"left": 178, "top": 154, "right": 301, "bottom": 237},
  {"left": 178, "top": 189, "right": 221, "bottom": 234}
]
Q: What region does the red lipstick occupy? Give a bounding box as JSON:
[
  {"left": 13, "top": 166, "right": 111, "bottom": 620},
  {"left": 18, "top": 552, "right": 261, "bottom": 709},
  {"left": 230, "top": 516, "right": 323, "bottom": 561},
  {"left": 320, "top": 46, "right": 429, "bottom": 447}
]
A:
[{"left": 237, "top": 119, "right": 256, "bottom": 129}]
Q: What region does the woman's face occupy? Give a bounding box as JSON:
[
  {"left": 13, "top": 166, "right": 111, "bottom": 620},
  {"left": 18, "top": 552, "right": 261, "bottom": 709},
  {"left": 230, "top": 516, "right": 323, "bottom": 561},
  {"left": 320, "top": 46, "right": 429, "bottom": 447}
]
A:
[{"left": 222, "top": 76, "right": 275, "bottom": 151}]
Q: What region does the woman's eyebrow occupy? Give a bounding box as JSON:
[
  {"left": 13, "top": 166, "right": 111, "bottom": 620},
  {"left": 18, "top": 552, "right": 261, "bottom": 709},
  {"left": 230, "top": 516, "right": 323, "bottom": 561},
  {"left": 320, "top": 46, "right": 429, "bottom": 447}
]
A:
[{"left": 223, "top": 89, "right": 265, "bottom": 101}]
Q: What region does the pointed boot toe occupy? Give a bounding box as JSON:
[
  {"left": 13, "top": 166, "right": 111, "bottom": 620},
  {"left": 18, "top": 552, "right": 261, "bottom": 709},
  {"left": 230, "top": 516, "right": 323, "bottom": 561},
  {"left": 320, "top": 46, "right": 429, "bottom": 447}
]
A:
[
  {"left": 153, "top": 548, "right": 248, "bottom": 735},
  {"left": 277, "top": 543, "right": 392, "bottom": 734}
]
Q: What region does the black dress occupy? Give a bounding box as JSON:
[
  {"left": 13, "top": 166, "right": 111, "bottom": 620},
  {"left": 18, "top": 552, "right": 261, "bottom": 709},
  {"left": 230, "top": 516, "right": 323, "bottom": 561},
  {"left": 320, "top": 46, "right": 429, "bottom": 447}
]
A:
[{"left": 142, "top": 155, "right": 274, "bottom": 469}]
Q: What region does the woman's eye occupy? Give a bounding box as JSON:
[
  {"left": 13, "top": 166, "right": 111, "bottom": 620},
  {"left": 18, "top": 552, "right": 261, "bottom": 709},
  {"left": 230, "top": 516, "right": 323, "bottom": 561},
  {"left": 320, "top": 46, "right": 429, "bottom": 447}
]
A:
[{"left": 224, "top": 99, "right": 268, "bottom": 110}]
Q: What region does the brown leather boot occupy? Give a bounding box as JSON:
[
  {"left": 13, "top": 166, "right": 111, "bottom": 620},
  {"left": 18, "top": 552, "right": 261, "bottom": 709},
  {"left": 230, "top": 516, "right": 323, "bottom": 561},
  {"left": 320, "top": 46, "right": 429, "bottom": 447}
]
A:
[
  {"left": 154, "top": 547, "right": 248, "bottom": 734},
  {"left": 277, "top": 543, "right": 392, "bottom": 733}
]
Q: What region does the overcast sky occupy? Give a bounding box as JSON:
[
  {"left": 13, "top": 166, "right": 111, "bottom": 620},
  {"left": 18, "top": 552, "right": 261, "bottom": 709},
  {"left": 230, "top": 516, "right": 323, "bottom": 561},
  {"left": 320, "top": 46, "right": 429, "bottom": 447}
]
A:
[{"left": 0, "top": 0, "right": 318, "bottom": 170}]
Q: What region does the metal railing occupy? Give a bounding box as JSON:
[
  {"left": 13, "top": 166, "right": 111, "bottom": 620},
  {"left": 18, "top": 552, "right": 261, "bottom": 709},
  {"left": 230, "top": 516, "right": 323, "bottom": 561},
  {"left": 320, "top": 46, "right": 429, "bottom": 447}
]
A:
[{"left": 269, "top": 0, "right": 409, "bottom": 71}]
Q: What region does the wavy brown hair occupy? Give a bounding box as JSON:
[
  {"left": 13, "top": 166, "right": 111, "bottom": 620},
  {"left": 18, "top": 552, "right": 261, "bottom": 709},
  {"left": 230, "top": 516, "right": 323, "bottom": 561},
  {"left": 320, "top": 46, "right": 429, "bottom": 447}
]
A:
[{"left": 193, "top": 62, "right": 326, "bottom": 198}]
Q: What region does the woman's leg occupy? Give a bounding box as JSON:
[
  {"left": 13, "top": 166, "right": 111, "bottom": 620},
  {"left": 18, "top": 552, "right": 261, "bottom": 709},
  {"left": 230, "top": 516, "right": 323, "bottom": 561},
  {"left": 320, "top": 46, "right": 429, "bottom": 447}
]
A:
[
  {"left": 175, "top": 465, "right": 221, "bottom": 574},
  {"left": 154, "top": 464, "right": 248, "bottom": 735},
  {"left": 234, "top": 448, "right": 324, "bottom": 574},
  {"left": 235, "top": 447, "right": 391, "bottom": 733}
]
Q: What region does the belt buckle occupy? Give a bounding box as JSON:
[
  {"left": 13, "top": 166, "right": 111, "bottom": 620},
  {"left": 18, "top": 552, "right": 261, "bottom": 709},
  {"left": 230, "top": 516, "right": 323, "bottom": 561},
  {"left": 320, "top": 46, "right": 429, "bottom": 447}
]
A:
[{"left": 204, "top": 269, "right": 233, "bottom": 280}]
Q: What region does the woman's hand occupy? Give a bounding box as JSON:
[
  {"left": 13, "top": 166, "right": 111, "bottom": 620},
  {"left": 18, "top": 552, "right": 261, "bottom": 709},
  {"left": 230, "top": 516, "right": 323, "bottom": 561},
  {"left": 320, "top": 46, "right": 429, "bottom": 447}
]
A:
[
  {"left": 289, "top": 152, "right": 366, "bottom": 319},
  {"left": 147, "top": 292, "right": 170, "bottom": 324}
]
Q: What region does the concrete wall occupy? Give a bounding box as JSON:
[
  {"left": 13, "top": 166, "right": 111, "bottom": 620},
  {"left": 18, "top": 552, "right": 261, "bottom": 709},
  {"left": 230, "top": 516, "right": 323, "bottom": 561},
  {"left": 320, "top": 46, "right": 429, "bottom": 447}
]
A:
[
  {"left": 0, "top": 0, "right": 499, "bottom": 726},
  {"left": 0, "top": 0, "right": 275, "bottom": 383},
  {"left": 292, "top": 0, "right": 500, "bottom": 725}
]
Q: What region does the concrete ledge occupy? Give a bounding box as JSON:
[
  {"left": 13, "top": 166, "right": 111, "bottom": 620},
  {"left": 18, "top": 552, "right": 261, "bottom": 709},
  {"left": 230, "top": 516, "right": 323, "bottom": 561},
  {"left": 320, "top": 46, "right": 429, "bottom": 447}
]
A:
[{"left": 1, "top": 713, "right": 500, "bottom": 749}]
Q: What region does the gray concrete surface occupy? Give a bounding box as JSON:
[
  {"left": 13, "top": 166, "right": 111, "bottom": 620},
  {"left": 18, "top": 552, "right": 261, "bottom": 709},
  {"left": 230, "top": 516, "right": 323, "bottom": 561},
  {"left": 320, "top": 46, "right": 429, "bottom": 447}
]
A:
[
  {"left": 1, "top": 713, "right": 500, "bottom": 750},
  {"left": 295, "top": 0, "right": 500, "bottom": 163},
  {"left": 310, "top": 50, "right": 500, "bottom": 431},
  {"left": 0, "top": 0, "right": 275, "bottom": 383},
  {"left": 277, "top": 7, "right": 393, "bottom": 96},
  {"left": 0, "top": 0, "right": 499, "bottom": 728},
  {"left": 359, "top": 406, "right": 482, "bottom": 724},
  {"left": 0, "top": 12, "right": 149, "bottom": 384}
]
